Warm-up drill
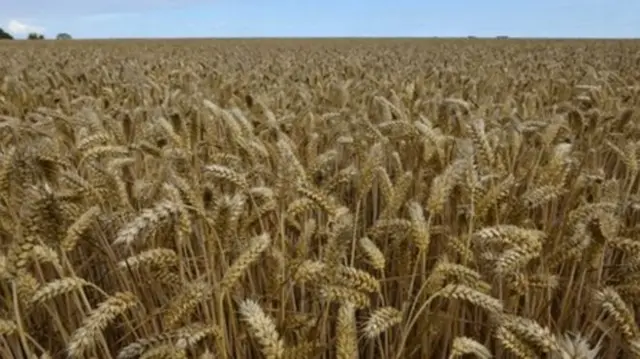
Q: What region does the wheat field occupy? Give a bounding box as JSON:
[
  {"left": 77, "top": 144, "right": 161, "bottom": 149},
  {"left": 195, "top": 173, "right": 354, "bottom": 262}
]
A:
[{"left": 1, "top": 38, "right": 640, "bottom": 359}]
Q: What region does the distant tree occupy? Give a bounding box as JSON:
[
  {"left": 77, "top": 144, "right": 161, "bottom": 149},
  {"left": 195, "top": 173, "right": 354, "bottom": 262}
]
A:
[
  {"left": 0, "top": 28, "right": 13, "bottom": 40},
  {"left": 28, "top": 32, "right": 45, "bottom": 40},
  {"left": 56, "top": 33, "right": 72, "bottom": 40}
]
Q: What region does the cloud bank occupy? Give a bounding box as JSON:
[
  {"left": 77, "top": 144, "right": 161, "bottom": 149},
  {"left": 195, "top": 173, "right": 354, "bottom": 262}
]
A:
[{"left": 7, "top": 19, "right": 45, "bottom": 35}]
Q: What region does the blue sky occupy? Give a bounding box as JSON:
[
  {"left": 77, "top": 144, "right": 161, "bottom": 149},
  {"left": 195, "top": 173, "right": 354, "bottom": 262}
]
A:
[{"left": 1, "top": 0, "right": 638, "bottom": 39}]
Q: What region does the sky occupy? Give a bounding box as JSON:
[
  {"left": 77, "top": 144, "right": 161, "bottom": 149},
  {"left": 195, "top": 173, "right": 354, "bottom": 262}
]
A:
[{"left": 0, "top": 0, "right": 638, "bottom": 39}]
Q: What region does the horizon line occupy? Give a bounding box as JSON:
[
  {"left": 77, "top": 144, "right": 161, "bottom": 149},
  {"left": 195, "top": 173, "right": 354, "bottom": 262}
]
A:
[{"left": 5, "top": 36, "right": 640, "bottom": 41}]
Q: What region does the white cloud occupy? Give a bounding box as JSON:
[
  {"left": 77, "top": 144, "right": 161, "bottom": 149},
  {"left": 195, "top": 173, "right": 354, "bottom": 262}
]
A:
[{"left": 7, "top": 19, "right": 44, "bottom": 35}]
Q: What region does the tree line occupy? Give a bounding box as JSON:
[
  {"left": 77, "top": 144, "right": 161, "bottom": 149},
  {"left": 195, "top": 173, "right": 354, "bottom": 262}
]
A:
[{"left": 0, "top": 28, "right": 72, "bottom": 40}]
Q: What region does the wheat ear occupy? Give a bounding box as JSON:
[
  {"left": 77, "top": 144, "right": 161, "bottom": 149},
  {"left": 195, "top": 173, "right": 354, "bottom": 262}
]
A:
[{"left": 67, "top": 291, "right": 138, "bottom": 358}]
